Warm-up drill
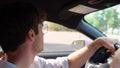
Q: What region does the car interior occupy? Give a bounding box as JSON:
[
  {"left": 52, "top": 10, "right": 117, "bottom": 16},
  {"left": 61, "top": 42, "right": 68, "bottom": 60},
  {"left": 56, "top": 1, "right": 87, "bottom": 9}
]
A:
[{"left": 0, "top": 0, "right": 120, "bottom": 68}]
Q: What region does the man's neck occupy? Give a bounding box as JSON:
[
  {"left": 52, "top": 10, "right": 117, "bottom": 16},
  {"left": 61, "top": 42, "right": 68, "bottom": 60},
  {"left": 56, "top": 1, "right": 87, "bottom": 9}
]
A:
[{"left": 7, "top": 48, "right": 35, "bottom": 68}]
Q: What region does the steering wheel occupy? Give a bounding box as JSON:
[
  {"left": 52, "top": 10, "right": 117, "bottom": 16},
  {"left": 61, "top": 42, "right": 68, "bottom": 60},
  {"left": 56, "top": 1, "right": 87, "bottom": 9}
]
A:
[{"left": 85, "top": 43, "right": 120, "bottom": 68}]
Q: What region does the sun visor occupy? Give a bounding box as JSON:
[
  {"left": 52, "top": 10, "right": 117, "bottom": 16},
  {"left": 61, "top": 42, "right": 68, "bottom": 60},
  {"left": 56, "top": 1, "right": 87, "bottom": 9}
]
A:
[{"left": 68, "top": 4, "right": 98, "bottom": 14}]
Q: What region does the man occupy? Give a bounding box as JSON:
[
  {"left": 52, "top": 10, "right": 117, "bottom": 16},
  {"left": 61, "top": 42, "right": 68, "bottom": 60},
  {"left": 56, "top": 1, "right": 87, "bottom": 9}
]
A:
[{"left": 0, "top": 2, "right": 119, "bottom": 68}]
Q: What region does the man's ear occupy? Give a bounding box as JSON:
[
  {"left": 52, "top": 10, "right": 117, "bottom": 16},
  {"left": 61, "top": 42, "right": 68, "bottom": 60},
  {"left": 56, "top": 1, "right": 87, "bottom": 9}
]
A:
[{"left": 27, "top": 29, "right": 35, "bottom": 41}]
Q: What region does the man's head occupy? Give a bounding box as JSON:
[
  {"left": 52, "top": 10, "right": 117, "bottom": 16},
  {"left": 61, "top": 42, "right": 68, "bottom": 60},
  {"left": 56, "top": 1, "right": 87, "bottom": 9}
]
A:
[{"left": 0, "top": 2, "right": 46, "bottom": 53}]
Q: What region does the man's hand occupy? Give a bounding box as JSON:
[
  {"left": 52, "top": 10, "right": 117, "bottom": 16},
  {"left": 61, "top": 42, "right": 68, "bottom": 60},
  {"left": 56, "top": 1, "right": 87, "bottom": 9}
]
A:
[
  {"left": 94, "top": 37, "right": 120, "bottom": 52},
  {"left": 110, "top": 48, "right": 120, "bottom": 68}
]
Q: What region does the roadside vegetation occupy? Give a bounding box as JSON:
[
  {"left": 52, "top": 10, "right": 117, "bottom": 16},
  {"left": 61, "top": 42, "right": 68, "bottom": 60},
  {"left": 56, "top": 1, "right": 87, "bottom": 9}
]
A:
[
  {"left": 84, "top": 4, "right": 120, "bottom": 35},
  {"left": 47, "top": 22, "right": 76, "bottom": 32}
]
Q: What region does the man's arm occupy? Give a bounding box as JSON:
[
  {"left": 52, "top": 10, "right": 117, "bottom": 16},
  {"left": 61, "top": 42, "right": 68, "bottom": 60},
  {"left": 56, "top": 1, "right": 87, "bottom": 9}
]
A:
[{"left": 67, "top": 37, "right": 118, "bottom": 68}]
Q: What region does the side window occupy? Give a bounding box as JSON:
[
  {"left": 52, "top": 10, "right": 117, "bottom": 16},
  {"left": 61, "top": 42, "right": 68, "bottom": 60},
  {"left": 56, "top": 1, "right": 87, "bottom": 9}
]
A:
[
  {"left": 43, "top": 21, "right": 92, "bottom": 52},
  {"left": 84, "top": 4, "right": 120, "bottom": 41}
]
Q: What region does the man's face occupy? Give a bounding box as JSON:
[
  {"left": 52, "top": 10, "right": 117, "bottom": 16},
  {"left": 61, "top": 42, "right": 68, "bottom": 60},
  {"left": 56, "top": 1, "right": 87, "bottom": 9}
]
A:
[{"left": 32, "top": 24, "right": 44, "bottom": 53}]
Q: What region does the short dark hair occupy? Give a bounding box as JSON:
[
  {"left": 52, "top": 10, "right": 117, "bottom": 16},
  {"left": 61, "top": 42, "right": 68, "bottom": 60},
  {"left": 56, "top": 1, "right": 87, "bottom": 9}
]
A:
[{"left": 0, "top": 2, "right": 46, "bottom": 53}]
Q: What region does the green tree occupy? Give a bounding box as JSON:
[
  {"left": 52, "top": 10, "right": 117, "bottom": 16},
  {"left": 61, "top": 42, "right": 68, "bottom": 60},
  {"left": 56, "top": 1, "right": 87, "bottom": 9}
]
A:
[{"left": 85, "top": 5, "right": 120, "bottom": 34}]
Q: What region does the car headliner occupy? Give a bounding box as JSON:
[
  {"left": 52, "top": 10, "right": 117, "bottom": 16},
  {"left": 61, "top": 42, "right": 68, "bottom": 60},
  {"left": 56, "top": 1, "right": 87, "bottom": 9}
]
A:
[{"left": 0, "top": 0, "right": 119, "bottom": 29}]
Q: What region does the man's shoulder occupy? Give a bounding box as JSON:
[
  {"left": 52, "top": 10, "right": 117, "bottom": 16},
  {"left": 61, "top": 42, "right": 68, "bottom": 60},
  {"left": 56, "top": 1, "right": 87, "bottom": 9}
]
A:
[
  {"left": 0, "top": 60, "right": 17, "bottom": 68},
  {"left": 0, "top": 60, "right": 6, "bottom": 66}
]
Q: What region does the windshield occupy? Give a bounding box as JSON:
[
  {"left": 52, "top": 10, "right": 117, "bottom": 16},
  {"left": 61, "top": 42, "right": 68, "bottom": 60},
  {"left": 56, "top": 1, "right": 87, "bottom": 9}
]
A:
[{"left": 84, "top": 4, "right": 120, "bottom": 40}]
